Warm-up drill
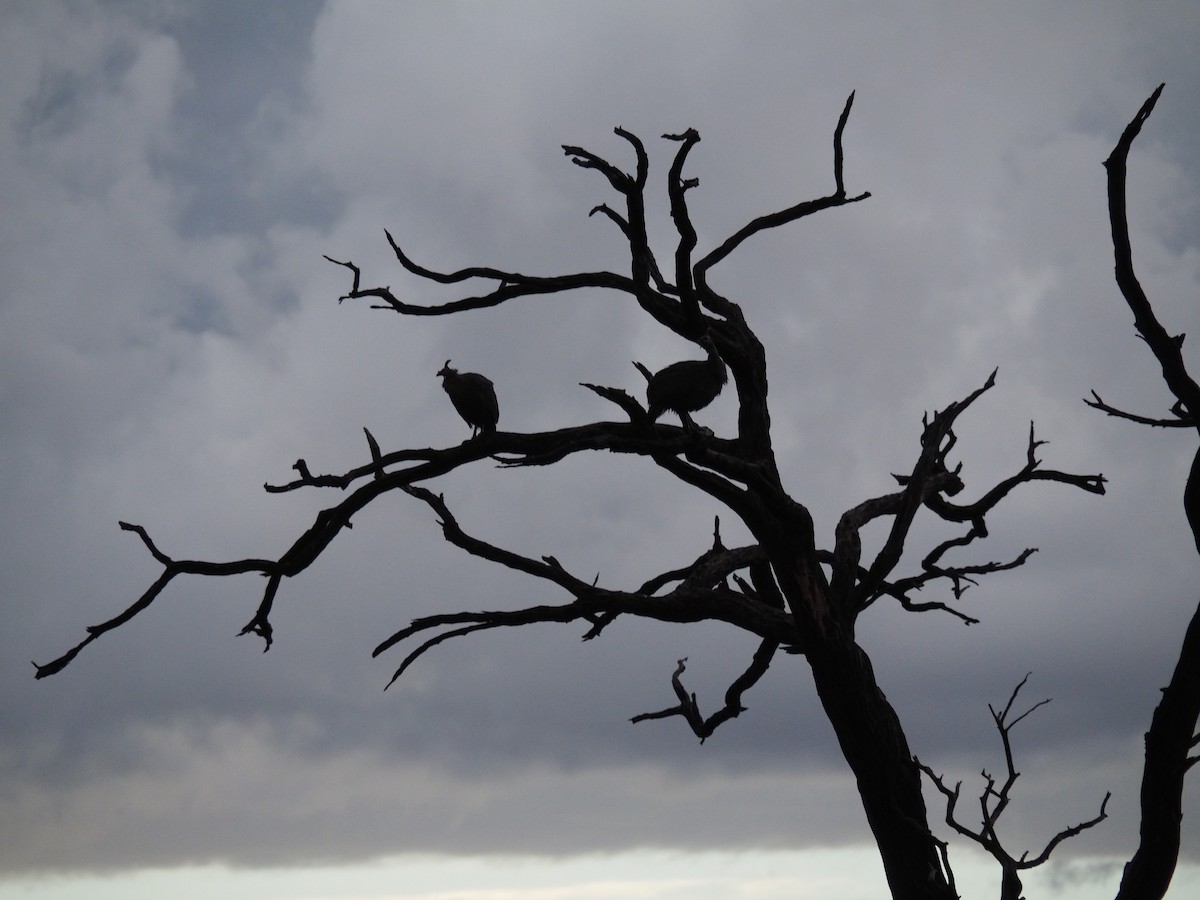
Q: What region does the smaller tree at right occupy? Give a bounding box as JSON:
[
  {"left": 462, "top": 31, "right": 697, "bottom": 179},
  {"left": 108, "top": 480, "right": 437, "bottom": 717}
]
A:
[{"left": 1091, "top": 83, "right": 1200, "bottom": 900}]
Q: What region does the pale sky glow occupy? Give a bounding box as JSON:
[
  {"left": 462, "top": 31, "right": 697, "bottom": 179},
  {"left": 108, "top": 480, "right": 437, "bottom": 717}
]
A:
[
  {"left": 4, "top": 1, "right": 1200, "bottom": 898},
  {"left": 5, "top": 849, "right": 1198, "bottom": 900},
  {"left": 0, "top": 850, "right": 883, "bottom": 900}
]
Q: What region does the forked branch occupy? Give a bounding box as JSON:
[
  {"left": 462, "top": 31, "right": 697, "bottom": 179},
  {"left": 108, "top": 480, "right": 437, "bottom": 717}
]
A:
[
  {"left": 695, "top": 91, "right": 871, "bottom": 285},
  {"left": 32, "top": 522, "right": 280, "bottom": 678},
  {"left": 831, "top": 373, "right": 1105, "bottom": 622},
  {"left": 916, "top": 675, "right": 1111, "bottom": 900},
  {"left": 630, "top": 640, "right": 779, "bottom": 743}
]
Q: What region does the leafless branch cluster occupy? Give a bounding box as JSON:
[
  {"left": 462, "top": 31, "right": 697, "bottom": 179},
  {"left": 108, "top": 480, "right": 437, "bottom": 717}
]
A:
[
  {"left": 34, "top": 91, "right": 1127, "bottom": 900},
  {"left": 834, "top": 376, "right": 1105, "bottom": 626},
  {"left": 917, "top": 675, "right": 1110, "bottom": 900},
  {"left": 34, "top": 94, "right": 1104, "bottom": 737}
]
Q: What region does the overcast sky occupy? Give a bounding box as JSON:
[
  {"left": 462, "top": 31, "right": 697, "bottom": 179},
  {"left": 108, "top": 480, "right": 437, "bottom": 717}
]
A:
[{"left": 4, "top": 2, "right": 1200, "bottom": 898}]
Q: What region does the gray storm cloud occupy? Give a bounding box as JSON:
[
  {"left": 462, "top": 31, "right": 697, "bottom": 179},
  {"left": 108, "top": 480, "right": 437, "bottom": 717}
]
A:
[{"left": 2, "top": 0, "right": 1199, "bottom": 888}]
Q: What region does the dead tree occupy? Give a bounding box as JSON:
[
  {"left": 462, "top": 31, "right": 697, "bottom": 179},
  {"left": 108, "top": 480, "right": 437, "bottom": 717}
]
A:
[
  {"left": 1088, "top": 83, "right": 1200, "bottom": 900},
  {"left": 34, "top": 94, "right": 1109, "bottom": 900},
  {"left": 917, "top": 675, "right": 1110, "bottom": 900}
]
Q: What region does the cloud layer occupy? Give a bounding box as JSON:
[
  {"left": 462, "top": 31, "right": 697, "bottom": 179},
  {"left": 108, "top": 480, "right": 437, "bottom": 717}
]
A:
[{"left": 3, "top": 0, "right": 1199, "bottom": 892}]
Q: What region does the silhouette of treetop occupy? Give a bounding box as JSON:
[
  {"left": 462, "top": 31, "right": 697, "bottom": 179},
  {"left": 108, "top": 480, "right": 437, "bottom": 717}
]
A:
[{"left": 36, "top": 91, "right": 1117, "bottom": 900}]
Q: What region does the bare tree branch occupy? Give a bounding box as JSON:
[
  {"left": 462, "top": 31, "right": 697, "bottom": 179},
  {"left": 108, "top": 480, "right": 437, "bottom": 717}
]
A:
[
  {"left": 32, "top": 522, "right": 279, "bottom": 678},
  {"left": 917, "top": 675, "right": 1110, "bottom": 900},
  {"left": 1102, "top": 83, "right": 1200, "bottom": 900},
  {"left": 662, "top": 128, "right": 703, "bottom": 322},
  {"left": 694, "top": 92, "right": 871, "bottom": 285},
  {"left": 630, "top": 640, "right": 779, "bottom": 743},
  {"left": 829, "top": 374, "right": 1104, "bottom": 622},
  {"left": 327, "top": 241, "right": 640, "bottom": 317},
  {"left": 1084, "top": 391, "right": 1195, "bottom": 428},
  {"left": 1102, "top": 84, "right": 1200, "bottom": 430},
  {"left": 845, "top": 370, "right": 994, "bottom": 608},
  {"left": 928, "top": 421, "right": 1107, "bottom": 524},
  {"left": 366, "top": 487, "right": 798, "bottom": 688}
]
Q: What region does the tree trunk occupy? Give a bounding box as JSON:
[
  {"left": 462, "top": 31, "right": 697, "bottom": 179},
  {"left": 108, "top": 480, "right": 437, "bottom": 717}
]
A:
[
  {"left": 808, "top": 635, "right": 956, "bottom": 900},
  {"left": 1115, "top": 600, "right": 1200, "bottom": 900},
  {"left": 1114, "top": 449, "right": 1200, "bottom": 900}
]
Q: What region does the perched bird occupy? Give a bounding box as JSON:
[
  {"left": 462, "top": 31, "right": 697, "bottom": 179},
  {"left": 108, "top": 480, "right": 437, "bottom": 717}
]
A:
[
  {"left": 646, "top": 334, "right": 727, "bottom": 425},
  {"left": 438, "top": 360, "right": 499, "bottom": 437}
]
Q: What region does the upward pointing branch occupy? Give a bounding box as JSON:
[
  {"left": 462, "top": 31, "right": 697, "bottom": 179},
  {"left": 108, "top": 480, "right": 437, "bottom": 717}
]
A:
[
  {"left": 833, "top": 89, "right": 855, "bottom": 197},
  {"left": 695, "top": 91, "right": 870, "bottom": 285},
  {"left": 1103, "top": 83, "right": 1200, "bottom": 431},
  {"left": 663, "top": 128, "right": 702, "bottom": 322}
]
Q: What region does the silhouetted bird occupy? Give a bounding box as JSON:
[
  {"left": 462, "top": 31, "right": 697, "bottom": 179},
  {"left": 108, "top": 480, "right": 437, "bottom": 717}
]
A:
[
  {"left": 646, "top": 334, "right": 727, "bottom": 425},
  {"left": 438, "top": 361, "right": 499, "bottom": 437}
]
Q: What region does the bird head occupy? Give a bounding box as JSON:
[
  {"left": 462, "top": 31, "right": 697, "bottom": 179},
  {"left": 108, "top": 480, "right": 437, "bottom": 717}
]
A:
[
  {"left": 697, "top": 332, "right": 723, "bottom": 361},
  {"left": 437, "top": 360, "right": 457, "bottom": 379}
]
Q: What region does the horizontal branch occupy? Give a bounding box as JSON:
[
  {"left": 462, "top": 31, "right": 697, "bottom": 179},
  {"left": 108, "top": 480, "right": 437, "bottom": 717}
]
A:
[
  {"left": 376, "top": 603, "right": 606, "bottom": 689},
  {"left": 325, "top": 247, "right": 638, "bottom": 316},
  {"left": 264, "top": 415, "right": 748, "bottom": 492},
  {"left": 38, "top": 390, "right": 793, "bottom": 678},
  {"left": 1084, "top": 390, "right": 1195, "bottom": 428},
  {"left": 372, "top": 570, "right": 779, "bottom": 692},
  {"left": 370, "top": 495, "right": 799, "bottom": 688},
  {"left": 32, "top": 522, "right": 279, "bottom": 678}
]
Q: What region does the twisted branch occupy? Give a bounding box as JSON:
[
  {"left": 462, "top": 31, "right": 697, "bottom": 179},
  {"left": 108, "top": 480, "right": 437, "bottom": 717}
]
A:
[
  {"left": 630, "top": 640, "right": 779, "bottom": 743},
  {"left": 916, "top": 675, "right": 1111, "bottom": 900},
  {"left": 831, "top": 373, "right": 1104, "bottom": 621}
]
